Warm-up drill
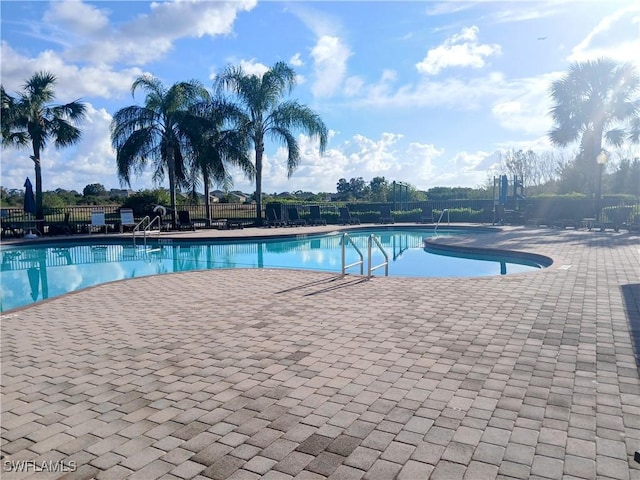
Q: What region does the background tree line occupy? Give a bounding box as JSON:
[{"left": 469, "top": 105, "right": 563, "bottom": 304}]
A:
[{"left": 2, "top": 57, "right": 638, "bottom": 218}]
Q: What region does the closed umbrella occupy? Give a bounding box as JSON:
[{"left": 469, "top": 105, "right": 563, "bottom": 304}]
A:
[
  {"left": 24, "top": 178, "right": 36, "bottom": 214},
  {"left": 23, "top": 178, "right": 37, "bottom": 238}
]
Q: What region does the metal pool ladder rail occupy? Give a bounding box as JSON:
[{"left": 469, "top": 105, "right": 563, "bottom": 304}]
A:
[
  {"left": 133, "top": 215, "right": 162, "bottom": 247},
  {"left": 367, "top": 234, "right": 389, "bottom": 278},
  {"left": 341, "top": 233, "right": 389, "bottom": 278},
  {"left": 434, "top": 209, "right": 450, "bottom": 234},
  {"left": 341, "top": 233, "right": 363, "bottom": 276}
]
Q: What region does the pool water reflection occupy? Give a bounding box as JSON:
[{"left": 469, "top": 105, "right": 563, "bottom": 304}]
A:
[{"left": 0, "top": 230, "right": 545, "bottom": 312}]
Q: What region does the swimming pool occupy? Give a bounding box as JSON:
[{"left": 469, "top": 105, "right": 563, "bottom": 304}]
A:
[{"left": 0, "top": 228, "right": 549, "bottom": 312}]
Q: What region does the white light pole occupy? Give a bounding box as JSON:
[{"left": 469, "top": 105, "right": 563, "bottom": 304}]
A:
[{"left": 596, "top": 151, "right": 608, "bottom": 222}]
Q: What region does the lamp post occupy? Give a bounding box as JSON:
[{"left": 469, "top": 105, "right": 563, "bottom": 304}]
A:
[{"left": 596, "top": 151, "right": 608, "bottom": 222}]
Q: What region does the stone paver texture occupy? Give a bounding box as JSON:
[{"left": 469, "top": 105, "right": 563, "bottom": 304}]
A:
[{"left": 1, "top": 226, "right": 639, "bottom": 479}]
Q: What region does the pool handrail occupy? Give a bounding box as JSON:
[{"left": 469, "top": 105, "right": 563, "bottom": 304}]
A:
[
  {"left": 341, "top": 232, "right": 364, "bottom": 276},
  {"left": 434, "top": 209, "right": 450, "bottom": 234},
  {"left": 368, "top": 234, "right": 389, "bottom": 278},
  {"left": 133, "top": 215, "right": 162, "bottom": 247}
]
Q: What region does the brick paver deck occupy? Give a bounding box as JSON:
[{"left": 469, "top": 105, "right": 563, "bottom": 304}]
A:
[{"left": 1, "top": 225, "right": 639, "bottom": 479}]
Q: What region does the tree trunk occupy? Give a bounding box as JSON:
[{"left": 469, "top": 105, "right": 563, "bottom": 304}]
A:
[
  {"left": 31, "top": 145, "right": 43, "bottom": 220},
  {"left": 255, "top": 139, "right": 264, "bottom": 225},
  {"left": 203, "top": 170, "right": 211, "bottom": 227},
  {"left": 167, "top": 148, "right": 177, "bottom": 229}
]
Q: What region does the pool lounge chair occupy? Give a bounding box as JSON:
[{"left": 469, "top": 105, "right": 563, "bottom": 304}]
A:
[
  {"left": 265, "top": 205, "right": 286, "bottom": 227},
  {"left": 287, "top": 207, "right": 307, "bottom": 227},
  {"left": 48, "top": 213, "right": 73, "bottom": 235},
  {"left": 89, "top": 211, "right": 107, "bottom": 234},
  {"left": 419, "top": 206, "right": 434, "bottom": 224},
  {"left": 379, "top": 206, "right": 395, "bottom": 224},
  {"left": 309, "top": 205, "right": 327, "bottom": 226},
  {"left": 178, "top": 210, "right": 196, "bottom": 231},
  {"left": 339, "top": 207, "right": 360, "bottom": 225},
  {"left": 119, "top": 208, "right": 137, "bottom": 233}
]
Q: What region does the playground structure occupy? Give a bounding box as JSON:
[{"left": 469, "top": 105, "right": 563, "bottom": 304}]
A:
[{"left": 492, "top": 175, "right": 525, "bottom": 225}]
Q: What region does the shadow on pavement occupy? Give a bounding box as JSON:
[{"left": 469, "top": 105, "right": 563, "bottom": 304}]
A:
[{"left": 621, "top": 283, "right": 640, "bottom": 367}]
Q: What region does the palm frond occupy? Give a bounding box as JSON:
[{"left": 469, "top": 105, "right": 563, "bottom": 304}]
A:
[
  {"left": 269, "top": 126, "right": 300, "bottom": 177},
  {"left": 115, "top": 127, "right": 157, "bottom": 185},
  {"left": 270, "top": 101, "right": 328, "bottom": 153},
  {"left": 51, "top": 119, "right": 82, "bottom": 148}
]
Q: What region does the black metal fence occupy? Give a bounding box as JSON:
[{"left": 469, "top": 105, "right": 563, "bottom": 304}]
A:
[{"left": 2, "top": 197, "right": 639, "bottom": 236}]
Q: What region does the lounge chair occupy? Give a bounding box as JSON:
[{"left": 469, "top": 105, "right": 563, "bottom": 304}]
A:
[
  {"left": 287, "top": 207, "right": 307, "bottom": 227},
  {"left": 309, "top": 205, "right": 327, "bottom": 226},
  {"left": 339, "top": 207, "right": 360, "bottom": 225},
  {"left": 379, "top": 206, "right": 394, "bottom": 224},
  {"left": 89, "top": 211, "right": 107, "bottom": 234},
  {"left": 119, "top": 208, "right": 137, "bottom": 233},
  {"left": 48, "top": 213, "right": 73, "bottom": 235},
  {"left": 265, "top": 205, "right": 286, "bottom": 227},
  {"left": 177, "top": 210, "right": 196, "bottom": 231},
  {"left": 419, "top": 206, "right": 434, "bottom": 224}
]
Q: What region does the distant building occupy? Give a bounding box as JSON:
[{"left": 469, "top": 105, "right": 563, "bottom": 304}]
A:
[
  {"left": 211, "top": 190, "right": 248, "bottom": 203},
  {"left": 109, "top": 189, "right": 135, "bottom": 197}
]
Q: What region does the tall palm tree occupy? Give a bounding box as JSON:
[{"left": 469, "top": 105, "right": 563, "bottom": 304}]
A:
[
  {"left": 111, "top": 75, "right": 210, "bottom": 229},
  {"left": 1, "top": 72, "right": 87, "bottom": 220},
  {"left": 215, "top": 61, "right": 328, "bottom": 223},
  {"left": 549, "top": 58, "right": 640, "bottom": 195},
  {"left": 184, "top": 99, "right": 255, "bottom": 224}
]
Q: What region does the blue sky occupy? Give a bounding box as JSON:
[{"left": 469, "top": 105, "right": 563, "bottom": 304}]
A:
[{"left": 1, "top": 0, "right": 639, "bottom": 195}]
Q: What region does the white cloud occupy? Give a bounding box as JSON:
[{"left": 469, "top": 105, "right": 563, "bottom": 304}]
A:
[
  {"left": 568, "top": 4, "right": 640, "bottom": 66},
  {"left": 41, "top": 0, "right": 257, "bottom": 65},
  {"left": 43, "top": 0, "right": 110, "bottom": 36},
  {"left": 0, "top": 104, "right": 156, "bottom": 193},
  {"left": 1, "top": 42, "right": 144, "bottom": 101},
  {"left": 238, "top": 59, "right": 269, "bottom": 77},
  {"left": 343, "top": 76, "right": 365, "bottom": 97},
  {"left": 256, "top": 133, "right": 449, "bottom": 192},
  {"left": 381, "top": 70, "right": 398, "bottom": 83},
  {"left": 490, "top": 72, "right": 562, "bottom": 136},
  {"left": 310, "top": 35, "right": 351, "bottom": 98},
  {"left": 287, "top": 5, "right": 351, "bottom": 99},
  {"left": 416, "top": 25, "right": 501, "bottom": 75},
  {"left": 290, "top": 53, "right": 304, "bottom": 67}
]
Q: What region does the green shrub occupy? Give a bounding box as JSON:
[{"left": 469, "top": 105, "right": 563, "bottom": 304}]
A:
[{"left": 122, "top": 189, "right": 170, "bottom": 216}]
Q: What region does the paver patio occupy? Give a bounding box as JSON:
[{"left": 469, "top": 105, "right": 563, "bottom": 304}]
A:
[{"left": 1, "top": 225, "right": 639, "bottom": 479}]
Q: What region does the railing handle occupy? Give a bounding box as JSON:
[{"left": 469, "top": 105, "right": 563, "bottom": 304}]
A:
[{"left": 341, "top": 233, "right": 364, "bottom": 276}]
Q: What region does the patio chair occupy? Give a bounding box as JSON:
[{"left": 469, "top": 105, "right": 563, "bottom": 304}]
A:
[
  {"left": 177, "top": 210, "right": 196, "bottom": 231},
  {"left": 48, "top": 213, "right": 73, "bottom": 235},
  {"left": 1, "top": 211, "right": 21, "bottom": 238},
  {"left": 309, "top": 205, "right": 327, "bottom": 226},
  {"left": 379, "top": 206, "right": 394, "bottom": 224},
  {"left": 265, "top": 205, "right": 286, "bottom": 227},
  {"left": 119, "top": 208, "right": 137, "bottom": 233},
  {"left": 89, "top": 211, "right": 107, "bottom": 234},
  {"left": 287, "top": 207, "right": 307, "bottom": 227},
  {"left": 339, "top": 207, "right": 360, "bottom": 225},
  {"left": 419, "top": 206, "right": 434, "bottom": 224}
]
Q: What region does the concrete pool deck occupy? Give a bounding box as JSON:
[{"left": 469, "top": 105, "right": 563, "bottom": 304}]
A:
[{"left": 1, "top": 224, "right": 639, "bottom": 480}]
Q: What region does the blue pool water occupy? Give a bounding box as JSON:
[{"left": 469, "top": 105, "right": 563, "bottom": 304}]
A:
[{"left": 0, "top": 229, "right": 547, "bottom": 312}]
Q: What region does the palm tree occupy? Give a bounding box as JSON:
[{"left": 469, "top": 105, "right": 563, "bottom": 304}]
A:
[
  {"left": 549, "top": 58, "right": 640, "bottom": 195},
  {"left": 184, "top": 99, "right": 255, "bottom": 225},
  {"left": 111, "top": 75, "right": 210, "bottom": 229},
  {"left": 215, "top": 61, "right": 328, "bottom": 223},
  {"left": 1, "top": 72, "right": 87, "bottom": 220}
]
